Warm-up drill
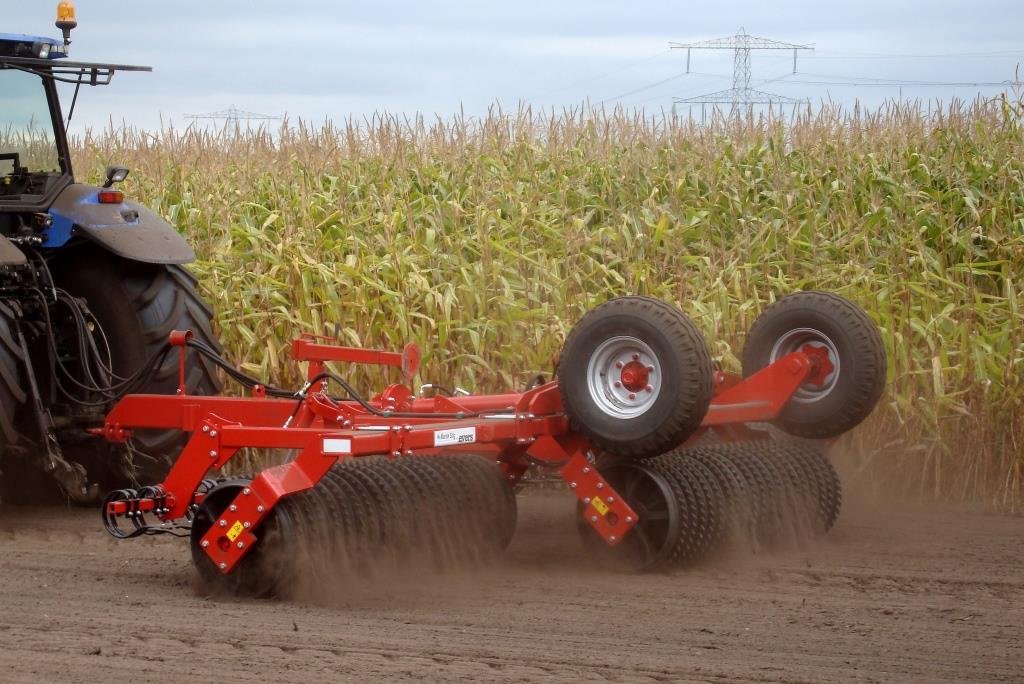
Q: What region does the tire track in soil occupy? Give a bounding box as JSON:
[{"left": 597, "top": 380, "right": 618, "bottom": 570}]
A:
[{"left": 0, "top": 490, "right": 1021, "bottom": 682}]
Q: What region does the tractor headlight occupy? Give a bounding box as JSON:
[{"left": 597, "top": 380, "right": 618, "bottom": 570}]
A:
[{"left": 33, "top": 42, "right": 52, "bottom": 59}]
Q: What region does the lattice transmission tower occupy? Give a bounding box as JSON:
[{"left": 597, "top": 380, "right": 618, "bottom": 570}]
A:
[
  {"left": 186, "top": 105, "right": 281, "bottom": 127},
  {"left": 670, "top": 28, "right": 812, "bottom": 107}
]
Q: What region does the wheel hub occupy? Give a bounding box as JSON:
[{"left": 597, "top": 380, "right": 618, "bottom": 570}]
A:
[
  {"left": 768, "top": 327, "right": 841, "bottom": 403},
  {"left": 586, "top": 336, "right": 662, "bottom": 418},
  {"left": 800, "top": 343, "right": 835, "bottom": 387},
  {"left": 619, "top": 360, "right": 650, "bottom": 392}
]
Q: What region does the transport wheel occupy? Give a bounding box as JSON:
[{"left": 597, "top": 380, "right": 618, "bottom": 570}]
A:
[
  {"left": 190, "top": 479, "right": 290, "bottom": 597},
  {"left": 576, "top": 461, "right": 681, "bottom": 571},
  {"left": 53, "top": 246, "right": 223, "bottom": 485},
  {"left": 557, "top": 296, "right": 713, "bottom": 460},
  {"left": 741, "top": 291, "right": 886, "bottom": 438}
]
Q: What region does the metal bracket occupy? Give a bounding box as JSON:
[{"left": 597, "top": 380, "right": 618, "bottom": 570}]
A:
[{"left": 13, "top": 318, "right": 97, "bottom": 503}]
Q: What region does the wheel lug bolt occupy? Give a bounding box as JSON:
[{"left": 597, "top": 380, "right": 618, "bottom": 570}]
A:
[
  {"left": 218, "top": 562, "right": 226, "bottom": 570},
  {"left": 596, "top": 482, "right": 604, "bottom": 489},
  {"left": 218, "top": 520, "right": 226, "bottom": 527},
  {"left": 609, "top": 535, "right": 617, "bottom": 543},
  {"left": 590, "top": 515, "right": 598, "bottom": 522},
  {"left": 628, "top": 393, "right": 636, "bottom": 400},
  {"left": 201, "top": 540, "right": 209, "bottom": 548},
  {"left": 569, "top": 482, "right": 577, "bottom": 489},
  {"left": 625, "top": 516, "right": 634, "bottom": 524},
  {"left": 632, "top": 354, "right": 639, "bottom": 360},
  {"left": 645, "top": 385, "right": 653, "bottom": 392},
  {"left": 237, "top": 541, "right": 244, "bottom": 549},
  {"left": 615, "top": 361, "right": 623, "bottom": 369},
  {"left": 614, "top": 381, "right": 622, "bottom": 388}
]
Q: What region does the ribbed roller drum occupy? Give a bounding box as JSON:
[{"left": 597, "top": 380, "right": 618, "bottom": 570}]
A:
[
  {"left": 578, "top": 439, "right": 842, "bottom": 571},
  {"left": 189, "top": 454, "right": 518, "bottom": 597}
]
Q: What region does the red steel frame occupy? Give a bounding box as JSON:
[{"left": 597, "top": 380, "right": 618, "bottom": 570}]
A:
[{"left": 99, "top": 332, "right": 826, "bottom": 575}]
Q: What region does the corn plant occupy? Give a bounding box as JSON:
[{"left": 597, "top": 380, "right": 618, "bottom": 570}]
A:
[{"left": 72, "top": 97, "right": 1024, "bottom": 509}]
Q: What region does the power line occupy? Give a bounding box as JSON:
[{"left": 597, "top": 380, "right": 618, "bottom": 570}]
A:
[
  {"left": 787, "top": 78, "right": 1022, "bottom": 88},
  {"left": 526, "top": 48, "right": 673, "bottom": 100},
  {"left": 804, "top": 49, "right": 1024, "bottom": 60},
  {"left": 598, "top": 71, "right": 723, "bottom": 104},
  {"left": 798, "top": 70, "right": 1014, "bottom": 85},
  {"left": 785, "top": 70, "right": 1023, "bottom": 88}
]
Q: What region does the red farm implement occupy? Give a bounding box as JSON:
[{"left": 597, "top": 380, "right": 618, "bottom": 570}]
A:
[{"left": 98, "top": 292, "right": 885, "bottom": 595}]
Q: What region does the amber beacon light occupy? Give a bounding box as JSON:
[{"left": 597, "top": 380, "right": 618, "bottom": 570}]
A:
[{"left": 55, "top": 1, "right": 77, "bottom": 45}]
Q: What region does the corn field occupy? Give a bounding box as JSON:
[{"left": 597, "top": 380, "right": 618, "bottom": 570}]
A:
[{"left": 72, "top": 98, "right": 1024, "bottom": 509}]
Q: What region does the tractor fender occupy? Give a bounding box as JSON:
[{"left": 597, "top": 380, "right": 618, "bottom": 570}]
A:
[{"left": 46, "top": 183, "right": 195, "bottom": 264}]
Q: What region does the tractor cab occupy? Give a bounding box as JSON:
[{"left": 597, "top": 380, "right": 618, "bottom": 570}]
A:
[
  {"left": 0, "top": 6, "right": 149, "bottom": 246},
  {"left": 0, "top": 34, "right": 70, "bottom": 209}
]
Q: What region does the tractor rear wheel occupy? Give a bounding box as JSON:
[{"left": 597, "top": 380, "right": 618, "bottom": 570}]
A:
[
  {"left": 53, "top": 247, "right": 222, "bottom": 486},
  {"left": 741, "top": 291, "right": 886, "bottom": 439},
  {"left": 557, "top": 296, "right": 713, "bottom": 460},
  {"left": 0, "top": 301, "right": 33, "bottom": 504}
]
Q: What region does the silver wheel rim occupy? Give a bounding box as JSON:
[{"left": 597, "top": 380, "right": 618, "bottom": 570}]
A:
[
  {"left": 586, "top": 336, "right": 662, "bottom": 418},
  {"left": 769, "top": 327, "right": 840, "bottom": 403}
]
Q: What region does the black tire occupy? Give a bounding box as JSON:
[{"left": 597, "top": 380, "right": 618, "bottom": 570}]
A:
[
  {"left": 557, "top": 297, "right": 713, "bottom": 460},
  {"left": 54, "top": 247, "right": 222, "bottom": 485},
  {"left": 0, "top": 301, "right": 35, "bottom": 504},
  {"left": 741, "top": 291, "right": 886, "bottom": 439},
  {"left": 0, "top": 302, "right": 26, "bottom": 449}
]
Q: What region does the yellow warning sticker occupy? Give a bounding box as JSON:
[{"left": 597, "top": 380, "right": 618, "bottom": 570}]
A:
[
  {"left": 226, "top": 520, "right": 245, "bottom": 542},
  {"left": 591, "top": 496, "right": 609, "bottom": 516}
]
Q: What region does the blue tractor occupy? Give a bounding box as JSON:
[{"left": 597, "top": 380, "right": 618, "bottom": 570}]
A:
[{"left": 0, "top": 4, "right": 221, "bottom": 502}]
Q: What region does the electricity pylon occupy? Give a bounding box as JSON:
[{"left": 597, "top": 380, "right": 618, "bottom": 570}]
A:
[
  {"left": 670, "top": 28, "right": 812, "bottom": 106},
  {"left": 186, "top": 105, "right": 281, "bottom": 126}
]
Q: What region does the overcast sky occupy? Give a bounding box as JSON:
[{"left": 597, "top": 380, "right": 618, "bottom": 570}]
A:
[{"left": 7, "top": 1, "right": 1024, "bottom": 132}]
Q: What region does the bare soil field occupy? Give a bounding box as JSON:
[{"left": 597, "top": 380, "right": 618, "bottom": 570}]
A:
[{"left": 0, "top": 485, "right": 1021, "bottom": 683}]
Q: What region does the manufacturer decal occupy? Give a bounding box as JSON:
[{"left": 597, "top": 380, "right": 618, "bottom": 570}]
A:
[{"left": 434, "top": 426, "right": 476, "bottom": 447}]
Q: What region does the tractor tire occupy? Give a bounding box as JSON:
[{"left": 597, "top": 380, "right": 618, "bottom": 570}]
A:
[
  {"left": 557, "top": 296, "right": 713, "bottom": 460},
  {"left": 0, "top": 301, "right": 31, "bottom": 503},
  {"left": 54, "top": 247, "right": 222, "bottom": 485},
  {"left": 0, "top": 301, "right": 26, "bottom": 448},
  {"left": 741, "top": 291, "right": 886, "bottom": 439}
]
